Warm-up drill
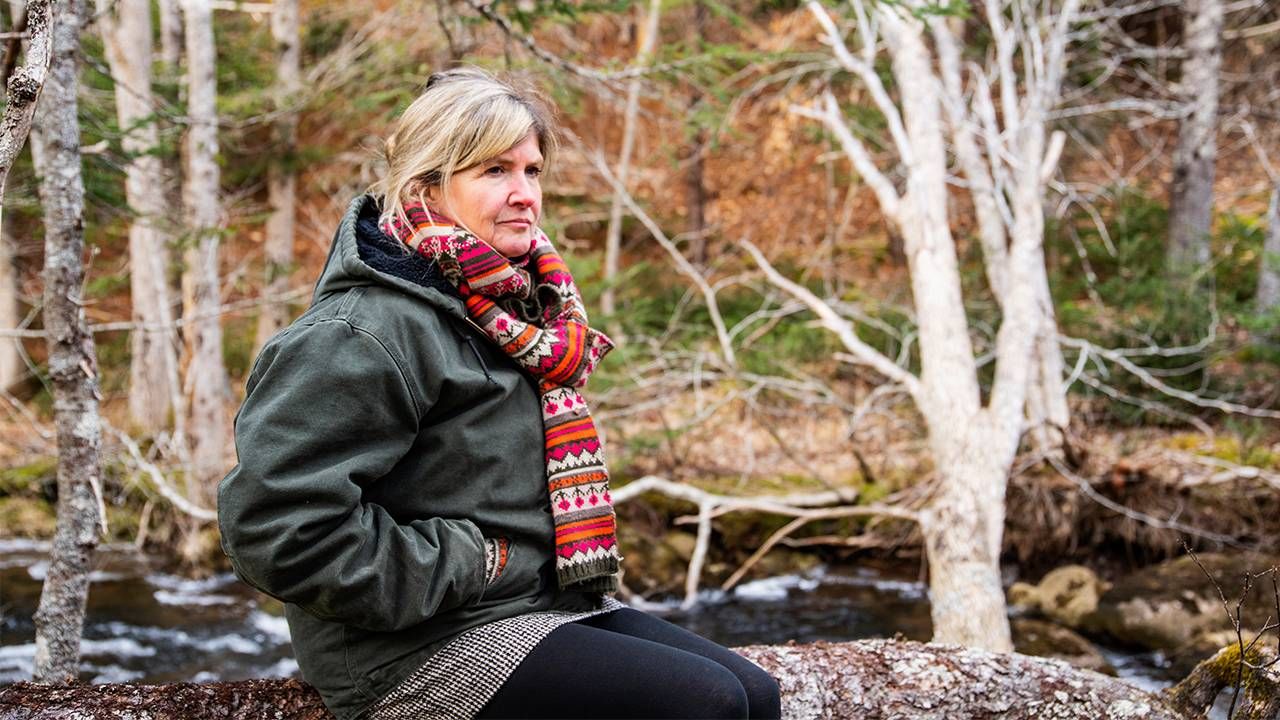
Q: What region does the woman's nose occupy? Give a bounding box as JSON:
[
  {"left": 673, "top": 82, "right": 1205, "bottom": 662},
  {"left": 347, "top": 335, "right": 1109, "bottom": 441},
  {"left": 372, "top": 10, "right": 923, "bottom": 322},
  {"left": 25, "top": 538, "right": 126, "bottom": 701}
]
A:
[{"left": 507, "top": 176, "right": 536, "bottom": 207}]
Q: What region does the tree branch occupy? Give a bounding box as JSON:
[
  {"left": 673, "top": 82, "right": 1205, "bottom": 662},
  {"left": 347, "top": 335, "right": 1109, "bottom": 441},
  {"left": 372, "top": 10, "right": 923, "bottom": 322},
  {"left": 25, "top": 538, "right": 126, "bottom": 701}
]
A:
[
  {"left": 613, "top": 475, "right": 916, "bottom": 609},
  {"left": 740, "top": 240, "right": 923, "bottom": 401},
  {"left": 1061, "top": 335, "right": 1280, "bottom": 419},
  {"left": 790, "top": 92, "right": 903, "bottom": 228},
  {"left": 584, "top": 147, "right": 737, "bottom": 368},
  {"left": 804, "top": 0, "right": 914, "bottom": 166}
]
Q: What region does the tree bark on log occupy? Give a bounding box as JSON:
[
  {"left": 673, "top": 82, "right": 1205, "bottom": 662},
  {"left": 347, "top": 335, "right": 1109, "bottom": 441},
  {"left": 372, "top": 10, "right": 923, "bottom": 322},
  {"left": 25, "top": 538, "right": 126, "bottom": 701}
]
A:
[
  {"left": 1165, "top": 644, "right": 1280, "bottom": 720},
  {"left": 0, "top": 640, "right": 1186, "bottom": 720},
  {"left": 27, "top": 0, "right": 105, "bottom": 684}
]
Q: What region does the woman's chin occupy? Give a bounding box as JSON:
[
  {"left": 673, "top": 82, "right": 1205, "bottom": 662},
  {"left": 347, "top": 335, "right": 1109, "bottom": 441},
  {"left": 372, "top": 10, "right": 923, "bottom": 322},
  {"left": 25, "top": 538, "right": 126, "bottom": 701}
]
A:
[{"left": 491, "top": 231, "right": 534, "bottom": 258}]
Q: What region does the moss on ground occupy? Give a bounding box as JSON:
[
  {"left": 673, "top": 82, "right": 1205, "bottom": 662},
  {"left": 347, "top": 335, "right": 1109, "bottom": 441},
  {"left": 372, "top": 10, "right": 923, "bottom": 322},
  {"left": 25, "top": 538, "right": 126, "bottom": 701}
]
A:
[{"left": 0, "top": 496, "right": 56, "bottom": 537}]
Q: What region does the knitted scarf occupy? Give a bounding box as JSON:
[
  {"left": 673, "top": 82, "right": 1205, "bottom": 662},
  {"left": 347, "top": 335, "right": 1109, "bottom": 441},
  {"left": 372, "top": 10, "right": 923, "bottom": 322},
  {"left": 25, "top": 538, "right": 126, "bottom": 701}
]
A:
[{"left": 382, "top": 201, "right": 621, "bottom": 593}]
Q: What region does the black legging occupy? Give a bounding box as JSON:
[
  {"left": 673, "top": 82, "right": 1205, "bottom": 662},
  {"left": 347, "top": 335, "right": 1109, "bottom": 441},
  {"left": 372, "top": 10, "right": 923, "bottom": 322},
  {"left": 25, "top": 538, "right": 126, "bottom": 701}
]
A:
[{"left": 477, "top": 607, "right": 782, "bottom": 719}]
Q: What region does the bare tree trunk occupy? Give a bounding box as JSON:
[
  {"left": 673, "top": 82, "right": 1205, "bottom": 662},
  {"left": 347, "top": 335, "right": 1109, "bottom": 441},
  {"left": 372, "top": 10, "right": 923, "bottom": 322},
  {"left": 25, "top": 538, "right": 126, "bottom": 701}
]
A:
[
  {"left": 600, "top": 0, "right": 660, "bottom": 320},
  {"left": 157, "top": 0, "right": 183, "bottom": 69},
  {"left": 919, "top": 425, "right": 1012, "bottom": 652},
  {"left": 933, "top": 17, "right": 1070, "bottom": 457},
  {"left": 1258, "top": 185, "right": 1280, "bottom": 312},
  {"left": 252, "top": 0, "right": 301, "bottom": 354},
  {"left": 685, "top": 1, "right": 708, "bottom": 266},
  {"left": 0, "top": 226, "right": 19, "bottom": 391},
  {"left": 0, "top": 0, "right": 54, "bottom": 216},
  {"left": 97, "top": 0, "right": 182, "bottom": 434},
  {"left": 181, "top": 0, "right": 230, "bottom": 502},
  {"left": 1024, "top": 239, "right": 1070, "bottom": 455},
  {"left": 1167, "top": 0, "right": 1223, "bottom": 279},
  {"left": 29, "top": 0, "right": 105, "bottom": 683},
  {"left": 787, "top": 0, "right": 1081, "bottom": 651},
  {"left": 878, "top": 9, "right": 1013, "bottom": 651}
]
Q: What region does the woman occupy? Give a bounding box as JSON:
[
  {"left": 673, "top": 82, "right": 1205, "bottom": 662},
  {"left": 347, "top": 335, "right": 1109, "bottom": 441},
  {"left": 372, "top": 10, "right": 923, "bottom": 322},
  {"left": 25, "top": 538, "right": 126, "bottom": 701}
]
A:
[{"left": 218, "top": 67, "right": 781, "bottom": 720}]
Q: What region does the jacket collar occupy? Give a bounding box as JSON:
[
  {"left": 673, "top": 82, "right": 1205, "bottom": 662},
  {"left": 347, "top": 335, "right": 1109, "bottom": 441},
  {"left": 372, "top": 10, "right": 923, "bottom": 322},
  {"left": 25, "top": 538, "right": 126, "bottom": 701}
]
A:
[{"left": 312, "top": 195, "right": 468, "bottom": 320}]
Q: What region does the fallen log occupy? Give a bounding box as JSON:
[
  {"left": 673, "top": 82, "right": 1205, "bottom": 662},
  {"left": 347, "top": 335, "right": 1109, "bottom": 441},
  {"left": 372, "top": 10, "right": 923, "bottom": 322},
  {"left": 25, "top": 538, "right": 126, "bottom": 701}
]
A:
[{"left": 0, "top": 638, "right": 1183, "bottom": 719}]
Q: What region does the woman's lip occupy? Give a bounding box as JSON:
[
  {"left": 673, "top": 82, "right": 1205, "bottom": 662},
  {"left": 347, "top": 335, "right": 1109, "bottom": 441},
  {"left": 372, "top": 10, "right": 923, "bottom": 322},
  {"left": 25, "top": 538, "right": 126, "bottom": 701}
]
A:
[{"left": 499, "top": 219, "right": 532, "bottom": 226}]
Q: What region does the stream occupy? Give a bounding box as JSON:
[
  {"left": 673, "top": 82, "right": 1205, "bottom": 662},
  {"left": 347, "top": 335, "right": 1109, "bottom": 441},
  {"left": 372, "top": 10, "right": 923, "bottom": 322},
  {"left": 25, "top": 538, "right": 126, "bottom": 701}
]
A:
[{"left": 0, "top": 540, "right": 1170, "bottom": 695}]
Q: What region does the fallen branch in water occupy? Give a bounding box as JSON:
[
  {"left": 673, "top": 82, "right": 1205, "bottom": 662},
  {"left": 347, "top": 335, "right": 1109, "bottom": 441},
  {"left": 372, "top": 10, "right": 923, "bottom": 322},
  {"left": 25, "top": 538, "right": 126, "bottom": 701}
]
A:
[{"left": 612, "top": 474, "right": 918, "bottom": 609}]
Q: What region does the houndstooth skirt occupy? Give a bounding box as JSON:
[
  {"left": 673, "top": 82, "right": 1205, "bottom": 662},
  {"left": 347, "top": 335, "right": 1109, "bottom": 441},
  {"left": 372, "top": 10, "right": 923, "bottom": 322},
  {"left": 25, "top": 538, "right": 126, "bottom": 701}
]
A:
[{"left": 362, "top": 597, "right": 626, "bottom": 720}]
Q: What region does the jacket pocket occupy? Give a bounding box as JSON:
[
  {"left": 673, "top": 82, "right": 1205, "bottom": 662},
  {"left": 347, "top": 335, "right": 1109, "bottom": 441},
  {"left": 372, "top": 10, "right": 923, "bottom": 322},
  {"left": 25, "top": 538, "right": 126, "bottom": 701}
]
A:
[
  {"left": 482, "top": 537, "right": 538, "bottom": 602},
  {"left": 483, "top": 536, "right": 510, "bottom": 588}
]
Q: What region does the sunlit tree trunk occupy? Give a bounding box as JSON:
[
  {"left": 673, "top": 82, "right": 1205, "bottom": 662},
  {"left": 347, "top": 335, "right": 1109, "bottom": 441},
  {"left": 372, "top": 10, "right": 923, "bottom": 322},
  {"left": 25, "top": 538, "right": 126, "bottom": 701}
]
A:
[
  {"left": 1167, "top": 0, "right": 1223, "bottom": 280},
  {"left": 685, "top": 0, "right": 708, "bottom": 266},
  {"left": 97, "top": 0, "right": 182, "bottom": 433},
  {"left": 157, "top": 0, "right": 183, "bottom": 69},
  {"left": 0, "top": 228, "right": 19, "bottom": 391},
  {"left": 601, "top": 0, "right": 661, "bottom": 320},
  {"left": 0, "top": 0, "right": 23, "bottom": 380},
  {"left": 879, "top": 11, "right": 1013, "bottom": 650},
  {"left": 934, "top": 18, "right": 1070, "bottom": 457},
  {"left": 779, "top": 0, "right": 1082, "bottom": 651},
  {"left": 180, "top": 0, "right": 230, "bottom": 501},
  {"left": 29, "top": 0, "right": 105, "bottom": 683},
  {"left": 253, "top": 0, "right": 301, "bottom": 354},
  {"left": 1259, "top": 185, "right": 1280, "bottom": 312},
  {"left": 1025, "top": 288, "right": 1070, "bottom": 452}
]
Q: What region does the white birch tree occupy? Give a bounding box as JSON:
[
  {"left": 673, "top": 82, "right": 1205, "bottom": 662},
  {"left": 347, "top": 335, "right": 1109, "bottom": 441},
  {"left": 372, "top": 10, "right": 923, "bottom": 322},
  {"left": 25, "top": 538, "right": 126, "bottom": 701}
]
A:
[
  {"left": 157, "top": 0, "right": 183, "bottom": 69},
  {"left": 1, "top": 228, "right": 19, "bottom": 391},
  {"left": 29, "top": 0, "right": 106, "bottom": 682},
  {"left": 600, "top": 0, "right": 661, "bottom": 321},
  {"left": 252, "top": 0, "right": 300, "bottom": 354},
  {"left": 180, "top": 0, "right": 230, "bottom": 500},
  {"left": 96, "top": 0, "right": 182, "bottom": 434},
  {"left": 1260, "top": 185, "right": 1280, "bottom": 312},
  {"left": 748, "top": 0, "right": 1083, "bottom": 651},
  {"left": 933, "top": 15, "right": 1071, "bottom": 456},
  {"left": 1167, "top": 0, "right": 1224, "bottom": 281}
]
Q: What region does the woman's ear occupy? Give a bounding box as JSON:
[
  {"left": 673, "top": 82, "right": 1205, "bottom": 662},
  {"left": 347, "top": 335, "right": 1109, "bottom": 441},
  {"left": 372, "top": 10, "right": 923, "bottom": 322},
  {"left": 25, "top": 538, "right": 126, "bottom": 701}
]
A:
[{"left": 408, "top": 175, "right": 441, "bottom": 204}]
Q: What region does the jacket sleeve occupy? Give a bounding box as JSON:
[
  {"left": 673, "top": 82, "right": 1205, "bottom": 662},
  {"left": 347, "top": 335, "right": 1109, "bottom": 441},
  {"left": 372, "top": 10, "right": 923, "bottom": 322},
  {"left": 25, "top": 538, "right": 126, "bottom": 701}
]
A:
[{"left": 217, "top": 318, "right": 488, "bottom": 632}]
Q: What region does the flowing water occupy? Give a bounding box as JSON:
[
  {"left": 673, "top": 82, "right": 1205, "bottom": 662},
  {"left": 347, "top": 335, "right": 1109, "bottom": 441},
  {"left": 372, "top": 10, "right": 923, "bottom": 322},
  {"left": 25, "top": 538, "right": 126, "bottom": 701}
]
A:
[{"left": 0, "top": 540, "right": 1168, "bottom": 695}]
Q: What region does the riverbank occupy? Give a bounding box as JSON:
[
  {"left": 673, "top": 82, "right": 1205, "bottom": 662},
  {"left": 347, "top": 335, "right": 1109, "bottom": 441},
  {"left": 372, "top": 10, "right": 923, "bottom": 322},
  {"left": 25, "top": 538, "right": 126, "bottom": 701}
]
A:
[
  {"left": 3, "top": 414, "right": 1277, "bottom": 700},
  {"left": 0, "top": 538, "right": 1175, "bottom": 694}
]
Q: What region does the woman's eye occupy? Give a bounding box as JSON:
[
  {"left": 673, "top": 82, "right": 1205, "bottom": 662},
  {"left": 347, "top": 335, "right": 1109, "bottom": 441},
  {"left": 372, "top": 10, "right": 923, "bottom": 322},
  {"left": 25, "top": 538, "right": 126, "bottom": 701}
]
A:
[
  {"left": 484, "top": 165, "right": 505, "bottom": 176},
  {"left": 526, "top": 166, "right": 542, "bottom": 178}
]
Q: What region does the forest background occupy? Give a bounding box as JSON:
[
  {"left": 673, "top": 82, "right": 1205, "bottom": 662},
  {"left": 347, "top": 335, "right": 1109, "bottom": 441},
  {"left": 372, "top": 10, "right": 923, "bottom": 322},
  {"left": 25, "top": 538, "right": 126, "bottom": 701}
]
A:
[{"left": 1, "top": 0, "right": 1280, "bottom": 699}]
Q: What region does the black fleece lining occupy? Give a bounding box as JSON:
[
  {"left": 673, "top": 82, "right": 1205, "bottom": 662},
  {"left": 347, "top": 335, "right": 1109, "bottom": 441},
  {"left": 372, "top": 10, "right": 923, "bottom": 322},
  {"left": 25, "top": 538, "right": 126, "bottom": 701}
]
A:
[{"left": 355, "top": 198, "right": 456, "bottom": 296}]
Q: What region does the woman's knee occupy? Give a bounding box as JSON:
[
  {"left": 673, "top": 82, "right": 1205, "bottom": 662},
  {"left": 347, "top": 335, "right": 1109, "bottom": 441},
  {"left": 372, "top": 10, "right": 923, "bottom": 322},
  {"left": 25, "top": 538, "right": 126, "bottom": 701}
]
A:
[
  {"left": 739, "top": 664, "right": 782, "bottom": 720},
  {"left": 690, "top": 663, "right": 751, "bottom": 719}
]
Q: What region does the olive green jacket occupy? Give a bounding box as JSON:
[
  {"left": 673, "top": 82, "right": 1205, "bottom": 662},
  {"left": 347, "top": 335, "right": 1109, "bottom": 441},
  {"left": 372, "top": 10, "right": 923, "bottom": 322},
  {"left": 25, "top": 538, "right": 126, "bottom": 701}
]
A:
[{"left": 218, "top": 195, "right": 599, "bottom": 720}]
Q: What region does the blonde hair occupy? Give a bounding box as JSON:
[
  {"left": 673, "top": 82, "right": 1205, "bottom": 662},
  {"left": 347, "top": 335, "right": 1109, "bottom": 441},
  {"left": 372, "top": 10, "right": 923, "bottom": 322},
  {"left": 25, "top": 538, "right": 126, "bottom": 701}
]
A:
[{"left": 374, "top": 67, "right": 558, "bottom": 230}]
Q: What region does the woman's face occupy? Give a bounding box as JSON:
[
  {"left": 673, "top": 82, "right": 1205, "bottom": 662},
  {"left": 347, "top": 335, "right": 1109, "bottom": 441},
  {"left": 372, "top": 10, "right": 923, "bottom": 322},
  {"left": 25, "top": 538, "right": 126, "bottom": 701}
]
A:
[{"left": 438, "top": 132, "right": 543, "bottom": 258}]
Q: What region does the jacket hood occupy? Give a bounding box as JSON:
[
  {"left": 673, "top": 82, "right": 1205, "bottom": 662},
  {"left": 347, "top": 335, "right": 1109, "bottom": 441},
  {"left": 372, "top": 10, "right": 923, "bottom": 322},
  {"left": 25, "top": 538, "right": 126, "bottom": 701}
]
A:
[{"left": 312, "top": 194, "right": 467, "bottom": 320}]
